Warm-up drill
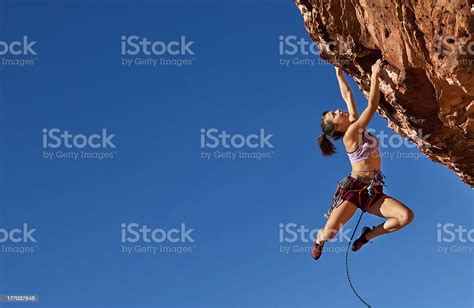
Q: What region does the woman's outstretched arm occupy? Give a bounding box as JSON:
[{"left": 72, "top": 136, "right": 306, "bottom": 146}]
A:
[
  {"left": 347, "top": 59, "right": 383, "bottom": 134},
  {"left": 335, "top": 66, "right": 358, "bottom": 122}
]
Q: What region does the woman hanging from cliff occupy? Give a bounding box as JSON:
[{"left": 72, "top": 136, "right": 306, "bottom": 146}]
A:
[{"left": 312, "top": 59, "right": 414, "bottom": 260}]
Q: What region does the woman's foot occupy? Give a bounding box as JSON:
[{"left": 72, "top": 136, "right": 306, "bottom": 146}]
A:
[
  {"left": 311, "top": 241, "right": 325, "bottom": 260},
  {"left": 351, "top": 226, "right": 372, "bottom": 252}
]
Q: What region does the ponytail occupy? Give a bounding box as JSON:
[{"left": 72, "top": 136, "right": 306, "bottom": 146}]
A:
[
  {"left": 318, "top": 133, "right": 336, "bottom": 157},
  {"left": 318, "top": 111, "right": 344, "bottom": 157}
]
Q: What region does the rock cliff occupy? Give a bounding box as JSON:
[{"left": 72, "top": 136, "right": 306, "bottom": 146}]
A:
[{"left": 294, "top": 0, "right": 474, "bottom": 186}]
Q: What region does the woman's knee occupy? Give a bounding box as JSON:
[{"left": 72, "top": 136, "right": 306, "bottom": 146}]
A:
[{"left": 398, "top": 207, "right": 414, "bottom": 226}]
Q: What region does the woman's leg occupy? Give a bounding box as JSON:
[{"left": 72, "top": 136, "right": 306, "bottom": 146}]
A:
[
  {"left": 317, "top": 200, "right": 358, "bottom": 244},
  {"left": 365, "top": 195, "right": 414, "bottom": 241}
]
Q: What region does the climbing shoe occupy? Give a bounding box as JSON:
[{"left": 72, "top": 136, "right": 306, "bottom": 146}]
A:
[
  {"left": 311, "top": 241, "right": 325, "bottom": 260},
  {"left": 351, "top": 226, "right": 373, "bottom": 252}
]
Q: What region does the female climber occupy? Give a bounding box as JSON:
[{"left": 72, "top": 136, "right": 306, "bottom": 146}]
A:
[{"left": 312, "top": 59, "right": 414, "bottom": 260}]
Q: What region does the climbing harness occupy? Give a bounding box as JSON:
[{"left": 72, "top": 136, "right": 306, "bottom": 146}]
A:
[{"left": 324, "top": 170, "right": 385, "bottom": 219}]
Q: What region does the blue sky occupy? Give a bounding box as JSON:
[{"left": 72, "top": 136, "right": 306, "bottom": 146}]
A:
[{"left": 0, "top": 1, "right": 473, "bottom": 307}]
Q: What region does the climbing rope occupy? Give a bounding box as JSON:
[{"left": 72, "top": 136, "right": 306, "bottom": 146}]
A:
[
  {"left": 343, "top": 171, "right": 383, "bottom": 307},
  {"left": 345, "top": 210, "right": 372, "bottom": 308}
]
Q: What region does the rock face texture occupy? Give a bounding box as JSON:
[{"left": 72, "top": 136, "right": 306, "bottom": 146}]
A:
[{"left": 294, "top": 0, "right": 474, "bottom": 186}]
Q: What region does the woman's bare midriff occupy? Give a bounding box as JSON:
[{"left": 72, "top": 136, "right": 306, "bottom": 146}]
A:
[{"left": 350, "top": 153, "right": 381, "bottom": 178}]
